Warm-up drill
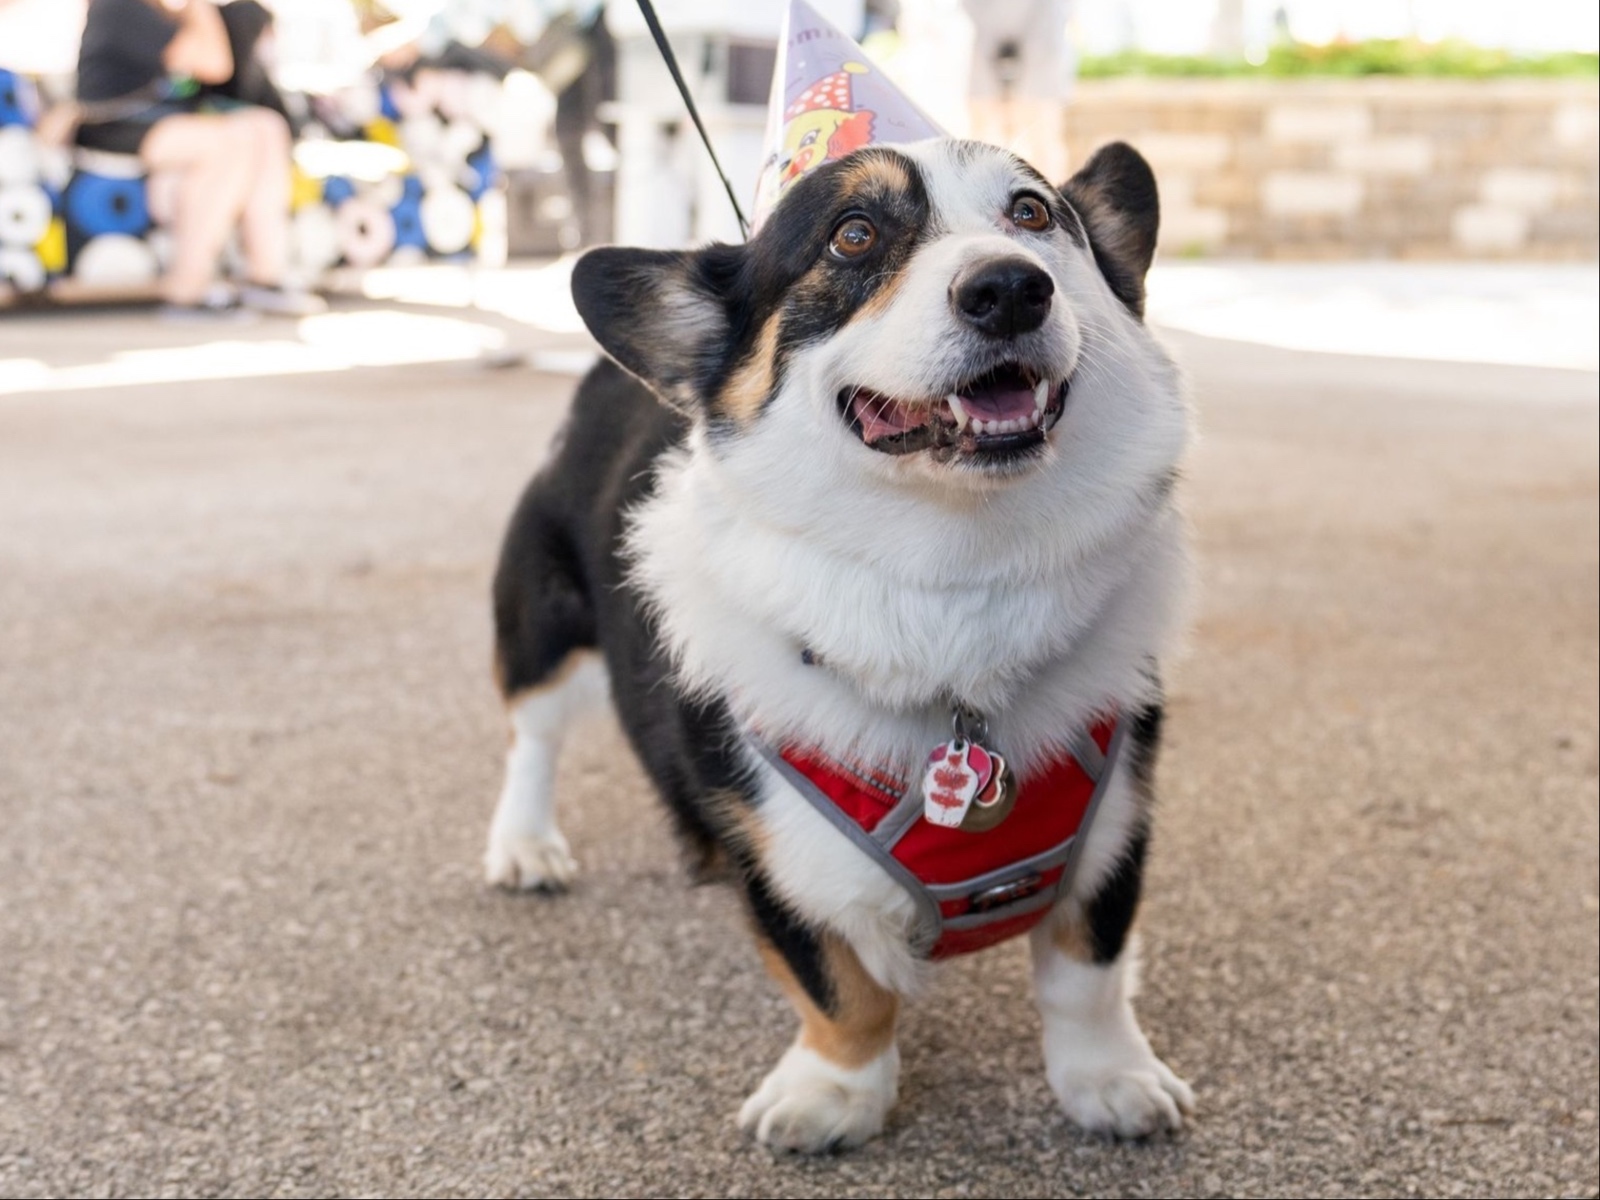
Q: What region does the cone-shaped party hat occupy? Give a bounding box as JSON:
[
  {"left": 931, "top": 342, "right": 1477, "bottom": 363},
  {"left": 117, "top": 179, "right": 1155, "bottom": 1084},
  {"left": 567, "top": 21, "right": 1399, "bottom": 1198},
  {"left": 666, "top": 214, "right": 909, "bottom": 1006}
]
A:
[{"left": 751, "top": 0, "right": 946, "bottom": 231}]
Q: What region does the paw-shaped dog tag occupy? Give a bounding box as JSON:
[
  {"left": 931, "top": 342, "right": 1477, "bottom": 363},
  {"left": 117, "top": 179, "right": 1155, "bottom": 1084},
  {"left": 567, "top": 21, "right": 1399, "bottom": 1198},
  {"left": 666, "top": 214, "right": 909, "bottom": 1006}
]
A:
[
  {"left": 957, "top": 752, "right": 1016, "bottom": 832},
  {"left": 922, "top": 739, "right": 994, "bottom": 828}
]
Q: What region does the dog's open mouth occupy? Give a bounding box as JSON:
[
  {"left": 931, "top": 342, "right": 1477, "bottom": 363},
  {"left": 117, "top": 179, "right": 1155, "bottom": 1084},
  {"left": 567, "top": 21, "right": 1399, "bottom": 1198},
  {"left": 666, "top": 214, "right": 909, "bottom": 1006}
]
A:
[{"left": 840, "top": 364, "right": 1068, "bottom": 459}]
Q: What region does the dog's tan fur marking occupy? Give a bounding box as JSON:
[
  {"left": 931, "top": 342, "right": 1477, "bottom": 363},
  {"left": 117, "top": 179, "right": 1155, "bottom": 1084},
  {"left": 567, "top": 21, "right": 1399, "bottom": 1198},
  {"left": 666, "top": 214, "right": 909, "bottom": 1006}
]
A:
[
  {"left": 701, "top": 787, "right": 773, "bottom": 878},
  {"left": 841, "top": 156, "right": 916, "bottom": 321},
  {"left": 1050, "top": 908, "right": 1096, "bottom": 963},
  {"left": 839, "top": 153, "right": 913, "bottom": 198},
  {"left": 499, "top": 648, "right": 595, "bottom": 707},
  {"left": 853, "top": 263, "right": 911, "bottom": 321},
  {"left": 717, "top": 315, "right": 781, "bottom": 425},
  {"left": 758, "top": 934, "right": 898, "bottom": 1069}
]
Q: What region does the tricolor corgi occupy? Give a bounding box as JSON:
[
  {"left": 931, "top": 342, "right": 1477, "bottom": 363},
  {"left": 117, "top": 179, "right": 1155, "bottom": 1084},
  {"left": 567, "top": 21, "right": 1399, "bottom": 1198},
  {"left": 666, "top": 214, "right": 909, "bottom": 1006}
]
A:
[{"left": 485, "top": 138, "right": 1194, "bottom": 1152}]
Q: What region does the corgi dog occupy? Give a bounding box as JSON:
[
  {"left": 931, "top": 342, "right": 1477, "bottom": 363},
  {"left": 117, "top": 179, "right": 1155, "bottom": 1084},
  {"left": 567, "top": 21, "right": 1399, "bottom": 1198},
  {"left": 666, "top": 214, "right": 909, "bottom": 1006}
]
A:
[{"left": 484, "top": 138, "right": 1194, "bottom": 1152}]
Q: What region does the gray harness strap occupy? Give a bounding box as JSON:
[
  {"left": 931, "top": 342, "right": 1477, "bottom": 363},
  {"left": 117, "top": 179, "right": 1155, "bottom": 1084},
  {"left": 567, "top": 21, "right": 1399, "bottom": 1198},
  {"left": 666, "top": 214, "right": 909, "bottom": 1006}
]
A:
[{"left": 746, "top": 722, "right": 1126, "bottom": 957}]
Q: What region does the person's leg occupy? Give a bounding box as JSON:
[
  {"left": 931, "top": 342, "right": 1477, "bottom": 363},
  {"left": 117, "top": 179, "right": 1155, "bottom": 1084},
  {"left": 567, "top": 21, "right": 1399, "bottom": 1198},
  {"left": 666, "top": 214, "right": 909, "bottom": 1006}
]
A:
[
  {"left": 140, "top": 115, "right": 256, "bottom": 305},
  {"left": 230, "top": 107, "right": 293, "bottom": 288}
]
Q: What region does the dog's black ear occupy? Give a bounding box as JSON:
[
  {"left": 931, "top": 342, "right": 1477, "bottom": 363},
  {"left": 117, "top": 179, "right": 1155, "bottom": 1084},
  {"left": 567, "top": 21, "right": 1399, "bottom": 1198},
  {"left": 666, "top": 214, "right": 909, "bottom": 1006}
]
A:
[
  {"left": 1061, "top": 142, "right": 1160, "bottom": 318},
  {"left": 571, "top": 245, "right": 742, "bottom": 413}
]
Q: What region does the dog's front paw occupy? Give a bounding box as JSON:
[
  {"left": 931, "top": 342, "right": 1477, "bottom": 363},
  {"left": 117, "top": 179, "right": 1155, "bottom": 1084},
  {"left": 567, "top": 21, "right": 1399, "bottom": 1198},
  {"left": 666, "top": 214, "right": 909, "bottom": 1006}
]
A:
[
  {"left": 483, "top": 828, "right": 577, "bottom": 891},
  {"left": 1048, "top": 1052, "right": 1194, "bottom": 1139},
  {"left": 737, "top": 1044, "right": 898, "bottom": 1154}
]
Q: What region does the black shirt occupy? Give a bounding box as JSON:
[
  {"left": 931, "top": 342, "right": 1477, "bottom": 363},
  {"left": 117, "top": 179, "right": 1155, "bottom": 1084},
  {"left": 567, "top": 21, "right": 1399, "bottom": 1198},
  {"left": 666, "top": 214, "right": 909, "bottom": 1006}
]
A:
[{"left": 76, "top": 0, "right": 178, "bottom": 103}]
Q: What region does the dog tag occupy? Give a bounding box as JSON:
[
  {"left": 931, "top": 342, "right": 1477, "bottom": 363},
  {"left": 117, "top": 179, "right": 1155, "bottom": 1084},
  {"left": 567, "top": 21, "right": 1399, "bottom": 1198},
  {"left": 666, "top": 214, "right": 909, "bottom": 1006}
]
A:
[
  {"left": 958, "top": 751, "right": 1017, "bottom": 833},
  {"left": 923, "top": 703, "right": 1021, "bottom": 832},
  {"left": 922, "top": 738, "right": 991, "bottom": 828}
]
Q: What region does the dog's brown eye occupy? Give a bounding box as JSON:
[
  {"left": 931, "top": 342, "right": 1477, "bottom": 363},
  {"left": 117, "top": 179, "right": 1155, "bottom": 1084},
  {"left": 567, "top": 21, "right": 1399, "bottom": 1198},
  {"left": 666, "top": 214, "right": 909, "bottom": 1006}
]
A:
[
  {"left": 1010, "top": 194, "right": 1052, "bottom": 232},
  {"left": 830, "top": 217, "right": 878, "bottom": 259}
]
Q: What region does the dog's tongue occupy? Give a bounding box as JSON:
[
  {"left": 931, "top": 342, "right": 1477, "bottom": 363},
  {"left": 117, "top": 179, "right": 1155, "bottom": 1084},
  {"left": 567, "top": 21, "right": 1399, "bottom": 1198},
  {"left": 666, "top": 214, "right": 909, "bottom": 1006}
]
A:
[
  {"left": 959, "top": 368, "right": 1036, "bottom": 423},
  {"left": 851, "top": 391, "right": 929, "bottom": 444}
]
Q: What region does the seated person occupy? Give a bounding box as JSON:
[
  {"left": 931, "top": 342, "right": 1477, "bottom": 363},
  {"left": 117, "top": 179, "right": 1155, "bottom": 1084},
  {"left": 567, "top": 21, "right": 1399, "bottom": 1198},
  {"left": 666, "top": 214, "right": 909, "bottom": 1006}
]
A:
[{"left": 75, "top": 0, "right": 322, "bottom": 316}]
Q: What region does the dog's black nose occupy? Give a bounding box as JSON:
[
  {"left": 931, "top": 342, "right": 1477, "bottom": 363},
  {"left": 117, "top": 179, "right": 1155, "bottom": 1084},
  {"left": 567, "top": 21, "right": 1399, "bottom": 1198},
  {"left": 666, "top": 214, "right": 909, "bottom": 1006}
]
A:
[{"left": 951, "top": 258, "right": 1054, "bottom": 338}]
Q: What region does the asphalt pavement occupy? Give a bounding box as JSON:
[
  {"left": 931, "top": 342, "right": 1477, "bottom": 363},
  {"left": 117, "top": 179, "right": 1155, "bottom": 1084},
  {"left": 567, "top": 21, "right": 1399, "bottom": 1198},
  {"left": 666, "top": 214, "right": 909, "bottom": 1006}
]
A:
[{"left": 0, "top": 290, "right": 1595, "bottom": 1198}]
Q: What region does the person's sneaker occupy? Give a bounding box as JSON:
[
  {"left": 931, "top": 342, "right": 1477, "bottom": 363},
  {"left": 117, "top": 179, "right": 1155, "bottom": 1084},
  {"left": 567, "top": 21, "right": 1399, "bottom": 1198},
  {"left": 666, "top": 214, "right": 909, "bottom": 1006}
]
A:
[
  {"left": 238, "top": 283, "right": 328, "bottom": 317},
  {"left": 159, "top": 285, "right": 258, "bottom": 324}
]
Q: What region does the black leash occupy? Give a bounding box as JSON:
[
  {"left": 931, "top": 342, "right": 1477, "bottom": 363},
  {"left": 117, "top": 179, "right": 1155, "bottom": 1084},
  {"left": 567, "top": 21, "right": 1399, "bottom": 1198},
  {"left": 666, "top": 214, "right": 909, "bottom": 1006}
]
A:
[{"left": 633, "top": 0, "right": 752, "bottom": 239}]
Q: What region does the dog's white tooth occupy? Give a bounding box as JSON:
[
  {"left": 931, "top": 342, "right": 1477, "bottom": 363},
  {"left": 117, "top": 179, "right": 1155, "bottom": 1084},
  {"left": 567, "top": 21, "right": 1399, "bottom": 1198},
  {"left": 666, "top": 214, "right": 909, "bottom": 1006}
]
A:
[
  {"left": 947, "top": 393, "right": 969, "bottom": 431},
  {"left": 1034, "top": 379, "right": 1049, "bottom": 413}
]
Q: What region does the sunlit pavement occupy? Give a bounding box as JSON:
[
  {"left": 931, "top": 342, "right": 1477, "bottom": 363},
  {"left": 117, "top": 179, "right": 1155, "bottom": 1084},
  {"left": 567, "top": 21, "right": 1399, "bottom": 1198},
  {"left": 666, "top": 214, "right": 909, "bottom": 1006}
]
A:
[
  {"left": 0, "top": 262, "right": 1595, "bottom": 1197},
  {"left": 0, "top": 262, "right": 591, "bottom": 397},
  {"left": 3, "top": 260, "right": 1595, "bottom": 399},
  {"left": 1146, "top": 262, "right": 1600, "bottom": 372}
]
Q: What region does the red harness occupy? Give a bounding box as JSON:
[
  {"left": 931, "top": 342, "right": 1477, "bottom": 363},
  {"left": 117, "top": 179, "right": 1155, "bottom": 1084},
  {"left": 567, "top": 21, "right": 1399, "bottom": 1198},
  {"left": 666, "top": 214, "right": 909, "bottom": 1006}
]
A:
[{"left": 749, "top": 718, "right": 1120, "bottom": 959}]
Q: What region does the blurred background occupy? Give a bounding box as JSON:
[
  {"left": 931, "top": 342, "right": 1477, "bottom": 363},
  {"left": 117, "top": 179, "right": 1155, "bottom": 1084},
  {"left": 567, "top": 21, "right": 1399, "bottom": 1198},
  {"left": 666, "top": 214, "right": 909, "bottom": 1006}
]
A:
[
  {"left": 1, "top": 0, "right": 1595, "bottom": 285},
  {"left": 0, "top": 0, "right": 1595, "bottom": 370}
]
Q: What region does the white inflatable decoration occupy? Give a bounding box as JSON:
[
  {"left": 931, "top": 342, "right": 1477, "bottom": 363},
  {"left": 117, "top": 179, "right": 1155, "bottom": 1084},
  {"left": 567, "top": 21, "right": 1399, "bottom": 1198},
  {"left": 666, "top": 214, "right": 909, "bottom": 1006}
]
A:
[
  {"left": 0, "top": 125, "right": 40, "bottom": 186},
  {"left": 0, "top": 182, "right": 51, "bottom": 247},
  {"left": 419, "top": 185, "right": 474, "bottom": 255},
  {"left": 384, "top": 242, "right": 427, "bottom": 265},
  {"left": 400, "top": 113, "right": 445, "bottom": 165},
  {"left": 440, "top": 118, "right": 482, "bottom": 168},
  {"left": 404, "top": 70, "right": 447, "bottom": 118},
  {"left": 436, "top": 71, "right": 471, "bottom": 122},
  {"left": 292, "top": 202, "right": 340, "bottom": 274},
  {"left": 361, "top": 172, "right": 405, "bottom": 208},
  {"left": 0, "top": 244, "right": 46, "bottom": 292},
  {"left": 73, "top": 233, "right": 159, "bottom": 285},
  {"left": 334, "top": 197, "right": 396, "bottom": 268},
  {"left": 464, "top": 74, "right": 502, "bottom": 138},
  {"left": 333, "top": 81, "right": 381, "bottom": 128},
  {"left": 35, "top": 142, "right": 71, "bottom": 191}
]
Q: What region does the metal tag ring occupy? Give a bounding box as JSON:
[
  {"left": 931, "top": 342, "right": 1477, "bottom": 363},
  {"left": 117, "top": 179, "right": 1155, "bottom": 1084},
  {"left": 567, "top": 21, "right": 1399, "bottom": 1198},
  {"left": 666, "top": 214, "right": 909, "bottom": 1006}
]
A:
[{"left": 951, "top": 703, "right": 988, "bottom": 744}]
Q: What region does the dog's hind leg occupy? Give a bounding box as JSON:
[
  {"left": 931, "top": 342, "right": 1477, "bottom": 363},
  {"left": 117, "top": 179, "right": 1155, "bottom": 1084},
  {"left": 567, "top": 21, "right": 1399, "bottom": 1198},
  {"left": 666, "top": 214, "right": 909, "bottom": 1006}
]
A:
[
  {"left": 738, "top": 912, "right": 900, "bottom": 1153},
  {"left": 485, "top": 506, "right": 606, "bottom": 891},
  {"left": 1029, "top": 707, "right": 1193, "bottom": 1137}
]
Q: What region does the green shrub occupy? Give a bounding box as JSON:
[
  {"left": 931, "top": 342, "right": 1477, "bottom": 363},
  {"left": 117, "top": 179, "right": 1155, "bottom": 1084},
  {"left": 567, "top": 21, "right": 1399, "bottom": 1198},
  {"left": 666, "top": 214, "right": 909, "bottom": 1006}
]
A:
[{"left": 1077, "top": 39, "right": 1600, "bottom": 80}]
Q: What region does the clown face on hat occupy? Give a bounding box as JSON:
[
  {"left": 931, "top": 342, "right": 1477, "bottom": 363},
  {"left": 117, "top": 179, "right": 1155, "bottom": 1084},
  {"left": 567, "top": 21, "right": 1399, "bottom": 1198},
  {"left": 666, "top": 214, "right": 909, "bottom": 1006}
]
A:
[
  {"left": 780, "top": 61, "right": 875, "bottom": 186},
  {"left": 752, "top": 0, "right": 945, "bottom": 231}
]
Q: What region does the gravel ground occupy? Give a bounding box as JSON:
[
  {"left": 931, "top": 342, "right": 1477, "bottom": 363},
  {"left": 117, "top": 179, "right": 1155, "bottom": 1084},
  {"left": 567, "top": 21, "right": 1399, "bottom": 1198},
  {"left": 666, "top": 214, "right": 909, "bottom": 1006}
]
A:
[{"left": 0, "top": 308, "right": 1595, "bottom": 1198}]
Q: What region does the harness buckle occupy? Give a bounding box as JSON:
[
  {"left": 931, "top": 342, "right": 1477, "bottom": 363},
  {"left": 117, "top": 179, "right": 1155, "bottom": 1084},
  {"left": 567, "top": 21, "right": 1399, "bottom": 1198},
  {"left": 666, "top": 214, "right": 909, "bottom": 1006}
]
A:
[{"left": 968, "top": 872, "right": 1043, "bottom": 913}]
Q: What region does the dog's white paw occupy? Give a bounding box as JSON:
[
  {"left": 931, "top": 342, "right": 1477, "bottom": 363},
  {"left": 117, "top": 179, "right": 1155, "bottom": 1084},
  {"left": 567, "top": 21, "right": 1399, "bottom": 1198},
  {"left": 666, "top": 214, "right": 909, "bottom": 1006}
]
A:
[
  {"left": 1049, "top": 1052, "right": 1194, "bottom": 1139},
  {"left": 737, "top": 1044, "right": 899, "bottom": 1154},
  {"left": 483, "top": 828, "right": 577, "bottom": 891}
]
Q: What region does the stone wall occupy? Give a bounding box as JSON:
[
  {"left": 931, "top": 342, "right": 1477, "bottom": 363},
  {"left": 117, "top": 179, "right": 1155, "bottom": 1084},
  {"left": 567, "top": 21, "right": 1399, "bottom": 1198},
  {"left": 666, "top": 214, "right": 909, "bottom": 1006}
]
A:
[{"left": 1060, "top": 79, "right": 1599, "bottom": 259}]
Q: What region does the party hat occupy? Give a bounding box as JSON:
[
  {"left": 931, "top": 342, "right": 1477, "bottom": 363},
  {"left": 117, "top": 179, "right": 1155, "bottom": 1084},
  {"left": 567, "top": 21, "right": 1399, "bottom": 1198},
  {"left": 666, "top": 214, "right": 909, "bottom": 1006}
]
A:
[{"left": 751, "top": 0, "right": 946, "bottom": 231}]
